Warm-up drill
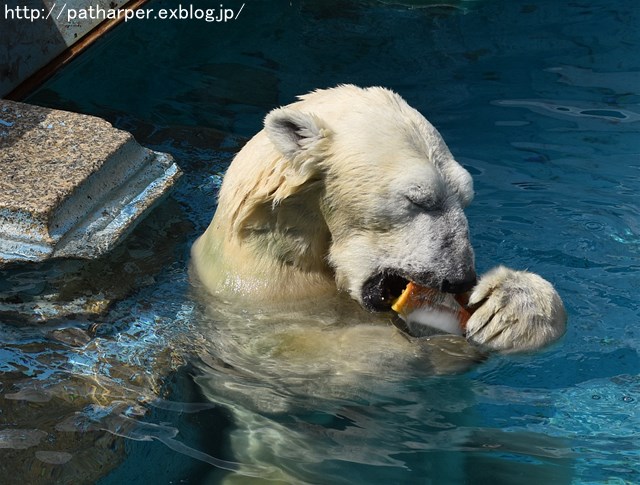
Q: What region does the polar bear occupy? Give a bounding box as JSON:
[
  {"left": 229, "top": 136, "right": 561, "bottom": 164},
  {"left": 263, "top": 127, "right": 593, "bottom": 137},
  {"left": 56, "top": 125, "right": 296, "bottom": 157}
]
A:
[
  {"left": 191, "top": 84, "right": 566, "bottom": 357},
  {"left": 190, "top": 85, "right": 567, "bottom": 484}
]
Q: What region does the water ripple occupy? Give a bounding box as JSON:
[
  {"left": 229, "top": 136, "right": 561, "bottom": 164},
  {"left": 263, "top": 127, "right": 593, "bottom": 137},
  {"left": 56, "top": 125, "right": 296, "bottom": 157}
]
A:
[{"left": 494, "top": 99, "right": 640, "bottom": 124}]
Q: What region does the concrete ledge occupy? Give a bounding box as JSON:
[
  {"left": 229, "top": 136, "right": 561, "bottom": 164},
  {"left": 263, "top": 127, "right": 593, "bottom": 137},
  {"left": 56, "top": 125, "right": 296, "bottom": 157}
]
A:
[{"left": 0, "top": 100, "right": 181, "bottom": 266}]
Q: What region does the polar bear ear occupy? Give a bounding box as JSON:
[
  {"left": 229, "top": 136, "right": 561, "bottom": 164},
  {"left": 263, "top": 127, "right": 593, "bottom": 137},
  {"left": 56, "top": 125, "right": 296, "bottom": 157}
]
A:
[
  {"left": 436, "top": 156, "right": 475, "bottom": 208},
  {"left": 264, "top": 108, "right": 331, "bottom": 167}
]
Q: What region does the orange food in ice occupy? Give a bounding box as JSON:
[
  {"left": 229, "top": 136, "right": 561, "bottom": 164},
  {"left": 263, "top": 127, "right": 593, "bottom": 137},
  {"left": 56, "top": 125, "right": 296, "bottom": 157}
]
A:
[{"left": 391, "top": 282, "right": 472, "bottom": 331}]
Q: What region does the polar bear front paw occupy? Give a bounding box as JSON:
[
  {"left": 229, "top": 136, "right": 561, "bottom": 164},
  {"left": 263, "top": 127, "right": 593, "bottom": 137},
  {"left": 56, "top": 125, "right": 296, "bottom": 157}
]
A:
[{"left": 465, "top": 266, "right": 566, "bottom": 353}]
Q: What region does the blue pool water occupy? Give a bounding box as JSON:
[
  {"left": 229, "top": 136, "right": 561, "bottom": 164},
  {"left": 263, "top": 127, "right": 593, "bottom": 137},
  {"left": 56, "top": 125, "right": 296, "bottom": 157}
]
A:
[{"left": 1, "top": 0, "right": 638, "bottom": 483}]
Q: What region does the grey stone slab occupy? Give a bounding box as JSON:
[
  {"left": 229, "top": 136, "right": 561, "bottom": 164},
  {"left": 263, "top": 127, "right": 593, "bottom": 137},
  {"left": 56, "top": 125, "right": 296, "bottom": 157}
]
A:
[{"left": 0, "top": 100, "right": 181, "bottom": 266}]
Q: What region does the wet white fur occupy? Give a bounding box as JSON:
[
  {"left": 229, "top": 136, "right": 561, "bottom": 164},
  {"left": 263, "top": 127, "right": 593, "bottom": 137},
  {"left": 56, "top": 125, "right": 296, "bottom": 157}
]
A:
[
  {"left": 191, "top": 84, "right": 475, "bottom": 307},
  {"left": 191, "top": 85, "right": 565, "bottom": 356}
]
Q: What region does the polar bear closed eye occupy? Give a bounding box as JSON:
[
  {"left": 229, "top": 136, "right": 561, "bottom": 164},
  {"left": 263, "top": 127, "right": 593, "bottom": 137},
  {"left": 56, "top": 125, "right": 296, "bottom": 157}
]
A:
[{"left": 190, "top": 84, "right": 566, "bottom": 357}]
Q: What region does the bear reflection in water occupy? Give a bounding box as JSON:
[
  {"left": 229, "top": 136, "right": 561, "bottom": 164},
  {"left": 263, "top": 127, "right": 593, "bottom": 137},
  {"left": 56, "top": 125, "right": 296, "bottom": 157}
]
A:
[{"left": 190, "top": 85, "right": 568, "bottom": 483}]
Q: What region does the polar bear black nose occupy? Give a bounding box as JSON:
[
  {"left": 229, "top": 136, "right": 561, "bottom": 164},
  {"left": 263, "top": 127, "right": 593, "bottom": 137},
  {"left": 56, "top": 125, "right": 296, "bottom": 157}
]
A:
[{"left": 441, "top": 272, "right": 477, "bottom": 294}]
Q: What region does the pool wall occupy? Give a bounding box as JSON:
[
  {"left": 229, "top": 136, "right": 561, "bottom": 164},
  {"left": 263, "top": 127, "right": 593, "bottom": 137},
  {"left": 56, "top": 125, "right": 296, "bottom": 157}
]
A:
[{"left": 1, "top": 0, "right": 147, "bottom": 98}]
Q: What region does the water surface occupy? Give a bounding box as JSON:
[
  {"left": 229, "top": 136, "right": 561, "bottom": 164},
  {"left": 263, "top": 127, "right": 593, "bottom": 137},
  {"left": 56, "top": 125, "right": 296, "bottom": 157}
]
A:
[{"left": 1, "top": 0, "right": 638, "bottom": 483}]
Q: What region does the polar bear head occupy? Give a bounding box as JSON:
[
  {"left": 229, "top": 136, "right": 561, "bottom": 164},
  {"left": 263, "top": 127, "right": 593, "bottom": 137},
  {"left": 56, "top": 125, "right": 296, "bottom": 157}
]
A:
[{"left": 199, "top": 85, "right": 477, "bottom": 311}]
